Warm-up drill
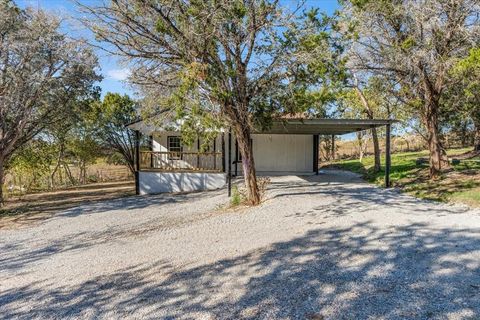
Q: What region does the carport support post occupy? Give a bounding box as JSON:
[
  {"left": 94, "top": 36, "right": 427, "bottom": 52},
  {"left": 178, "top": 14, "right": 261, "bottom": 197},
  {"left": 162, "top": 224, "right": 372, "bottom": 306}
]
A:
[
  {"left": 313, "top": 134, "right": 319, "bottom": 175},
  {"left": 135, "top": 130, "right": 141, "bottom": 195},
  {"left": 228, "top": 129, "right": 232, "bottom": 197},
  {"left": 385, "top": 123, "right": 391, "bottom": 188}
]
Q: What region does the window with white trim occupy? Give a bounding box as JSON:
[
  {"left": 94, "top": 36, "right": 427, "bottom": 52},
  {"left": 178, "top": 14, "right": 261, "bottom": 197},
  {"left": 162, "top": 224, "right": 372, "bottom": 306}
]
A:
[{"left": 167, "top": 136, "right": 182, "bottom": 160}]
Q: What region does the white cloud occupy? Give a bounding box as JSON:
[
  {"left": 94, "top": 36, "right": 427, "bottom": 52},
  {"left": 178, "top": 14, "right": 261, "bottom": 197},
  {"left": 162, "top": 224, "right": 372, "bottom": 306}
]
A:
[{"left": 106, "top": 68, "right": 131, "bottom": 81}]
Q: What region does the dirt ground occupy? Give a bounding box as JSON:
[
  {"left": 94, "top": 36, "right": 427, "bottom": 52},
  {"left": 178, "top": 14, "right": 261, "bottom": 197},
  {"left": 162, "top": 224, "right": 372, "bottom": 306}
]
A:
[{"left": 0, "top": 180, "right": 135, "bottom": 229}]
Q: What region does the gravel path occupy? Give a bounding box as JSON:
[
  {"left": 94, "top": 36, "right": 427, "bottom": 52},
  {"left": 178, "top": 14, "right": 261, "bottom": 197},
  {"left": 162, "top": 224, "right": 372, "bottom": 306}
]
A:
[{"left": 1, "top": 170, "right": 479, "bottom": 320}]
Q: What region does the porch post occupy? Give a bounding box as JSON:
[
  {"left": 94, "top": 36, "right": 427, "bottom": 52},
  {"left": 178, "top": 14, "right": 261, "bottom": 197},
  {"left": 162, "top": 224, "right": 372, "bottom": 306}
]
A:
[
  {"left": 234, "top": 138, "right": 238, "bottom": 176},
  {"left": 149, "top": 135, "right": 154, "bottom": 169},
  {"left": 331, "top": 134, "right": 335, "bottom": 160},
  {"left": 221, "top": 132, "right": 225, "bottom": 172},
  {"left": 213, "top": 137, "right": 217, "bottom": 170},
  {"left": 313, "top": 134, "right": 319, "bottom": 175},
  {"left": 135, "top": 130, "right": 141, "bottom": 195},
  {"left": 228, "top": 129, "right": 232, "bottom": 197},
  {"left": 385, "top": 123, "right": 391, "bottom": 188},
  {"left": 197, "top": 138, "right": 200, "bottom": 169}
]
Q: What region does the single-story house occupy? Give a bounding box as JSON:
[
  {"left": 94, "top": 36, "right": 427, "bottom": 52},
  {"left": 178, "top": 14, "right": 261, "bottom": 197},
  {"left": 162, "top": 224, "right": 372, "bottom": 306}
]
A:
[{"left": 127, "top": 118, "right": 394, "bottom": 195}]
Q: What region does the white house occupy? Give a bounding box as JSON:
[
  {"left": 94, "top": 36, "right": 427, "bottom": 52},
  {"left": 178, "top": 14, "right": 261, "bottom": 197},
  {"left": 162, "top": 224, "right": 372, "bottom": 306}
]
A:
[{"left": 128, "top": 118, "right": 394, "bottom": 195}]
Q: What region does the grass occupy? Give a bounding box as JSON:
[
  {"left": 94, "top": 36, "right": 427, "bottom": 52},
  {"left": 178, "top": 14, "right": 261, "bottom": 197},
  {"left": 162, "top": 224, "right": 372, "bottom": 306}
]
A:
[
  {"left": 451, "top": 187, "right": 480, "bottom": 207},
  {"left": 324, "top": 147, "right": 480, "bottom": 207}
]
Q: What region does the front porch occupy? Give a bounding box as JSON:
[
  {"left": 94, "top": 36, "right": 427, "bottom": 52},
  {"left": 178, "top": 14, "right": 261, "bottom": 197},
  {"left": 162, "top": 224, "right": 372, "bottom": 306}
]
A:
[{"left": 139, "top": 151, "right": 224, "bottom": 172}]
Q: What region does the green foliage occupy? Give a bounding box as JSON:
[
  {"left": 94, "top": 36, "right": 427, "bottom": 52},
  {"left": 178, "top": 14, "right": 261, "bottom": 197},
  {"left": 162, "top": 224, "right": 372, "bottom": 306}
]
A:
[
  {"left": 270, "top": 8, "right": 345, "bottom": 117},
  {"left": 67, "top": 134, "right": 100, "bottom": 168},
  {"left": 400, "top": 37, "right": 416, "bottom": 51},
  {"left": 91, "top": 92, "right": 138, "bottom": 173},
  {"left": 8, "top": 140, "right": 56, "bottom": 191},
  {"left": 455, "top": 47, "right": 480, "bottom": 72},
  {"left": 230, "top": 185, "right": 243, "bottom": 207},
  {"left": 451, "top": 47, "right": 480, "bottom": 100},
  {"left": 328, "top": 148, "right": 480, "bottom": 206},
  {"left": 105, "top": 152, "right": 129, "bottom": 166},
  {"left": 95, "top": 93, "right": 137, "bottom": 127},
  {"left": 442, "top": 47, "right": 480, "bottom": 142}
]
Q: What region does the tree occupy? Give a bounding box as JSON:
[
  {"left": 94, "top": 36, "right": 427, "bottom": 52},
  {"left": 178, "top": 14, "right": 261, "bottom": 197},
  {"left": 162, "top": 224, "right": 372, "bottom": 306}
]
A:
[
  {"left": 338, "top": 75, "right": 401, "bottom": 171},
  {"left": 446, "top": 48, "right": 480, "bottom": 152},
  {"left": 0, "top": 1, "right": 100, "bottom": 205},
  {"left": 80, "top": 1, "right": 337, "bottom": 204},
  {"left": 92, "top": 93, "right": 138, "bottom": 174},
  {"left": 67, "top": 127, "right": 101, "bottom": 185},
  {"left": 46, "top": 90, "right": 101, "bottom": 189},
  {"left": 342, "top": 0, "right": 480, "bottom": 177},
  {"left": 8, "top": 139, "right": 56, "bottom": 194}
]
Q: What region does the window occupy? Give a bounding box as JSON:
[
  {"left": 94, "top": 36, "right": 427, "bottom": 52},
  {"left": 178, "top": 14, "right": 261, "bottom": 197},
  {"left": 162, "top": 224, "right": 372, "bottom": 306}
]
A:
[{"left": 167, "top": 136, "right": 182, "bottom": 160}]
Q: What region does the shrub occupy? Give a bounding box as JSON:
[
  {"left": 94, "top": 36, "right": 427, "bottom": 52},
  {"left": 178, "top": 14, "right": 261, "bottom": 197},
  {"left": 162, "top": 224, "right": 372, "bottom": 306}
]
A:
[
  {"left": 230, "top": 177, "right": 271, "bottom": 207},
  {"left": 230, "top": 185, "right": 242, "bottom": 206}
]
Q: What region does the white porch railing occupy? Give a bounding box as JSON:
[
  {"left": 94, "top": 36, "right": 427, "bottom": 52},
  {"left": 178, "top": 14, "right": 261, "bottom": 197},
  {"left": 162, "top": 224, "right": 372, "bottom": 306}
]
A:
[{"left": 140, "top": 151, "right": 223, "bottom": 172}]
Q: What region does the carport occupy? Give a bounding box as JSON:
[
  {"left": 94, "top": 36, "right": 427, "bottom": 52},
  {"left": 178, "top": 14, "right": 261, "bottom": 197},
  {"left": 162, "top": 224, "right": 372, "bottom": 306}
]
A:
[{"left": 239, "top": 118, "right": 394, "bottom": 190}]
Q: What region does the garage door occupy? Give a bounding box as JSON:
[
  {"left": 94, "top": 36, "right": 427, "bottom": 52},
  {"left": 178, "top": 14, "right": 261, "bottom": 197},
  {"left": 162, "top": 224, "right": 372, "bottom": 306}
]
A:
[{"left": 252, "top": 134, "right": 313, "bottom": 173}]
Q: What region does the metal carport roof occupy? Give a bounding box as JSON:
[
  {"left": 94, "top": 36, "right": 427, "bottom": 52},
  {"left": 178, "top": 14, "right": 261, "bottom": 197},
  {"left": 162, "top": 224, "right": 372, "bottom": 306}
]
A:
[{"left": 255, "top": 119, "right": 395, "bottom": 135}]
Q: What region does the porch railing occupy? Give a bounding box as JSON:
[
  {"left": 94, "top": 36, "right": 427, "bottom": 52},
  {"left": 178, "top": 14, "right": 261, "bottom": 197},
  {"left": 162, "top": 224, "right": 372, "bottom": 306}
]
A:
[{"left": 140, "top": 151, "right": 223, "bottom": 172}]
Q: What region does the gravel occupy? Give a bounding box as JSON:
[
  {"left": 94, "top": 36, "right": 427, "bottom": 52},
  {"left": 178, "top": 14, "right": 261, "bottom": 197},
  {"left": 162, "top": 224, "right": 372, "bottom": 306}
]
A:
[{"left": 1, "top": 169, "right": 479, "bottom": 320}]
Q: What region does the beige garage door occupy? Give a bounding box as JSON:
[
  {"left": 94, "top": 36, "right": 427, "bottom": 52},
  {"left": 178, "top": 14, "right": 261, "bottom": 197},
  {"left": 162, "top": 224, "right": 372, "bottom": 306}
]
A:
[{"left": 252, "top": 134, "right": 313, "bottom": 173}]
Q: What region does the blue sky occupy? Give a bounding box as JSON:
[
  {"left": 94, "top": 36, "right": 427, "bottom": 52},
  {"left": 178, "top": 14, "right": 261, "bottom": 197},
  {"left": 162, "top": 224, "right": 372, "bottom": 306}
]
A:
[{"left": 17, "top": 0, "right": 340, "bottom": 97}]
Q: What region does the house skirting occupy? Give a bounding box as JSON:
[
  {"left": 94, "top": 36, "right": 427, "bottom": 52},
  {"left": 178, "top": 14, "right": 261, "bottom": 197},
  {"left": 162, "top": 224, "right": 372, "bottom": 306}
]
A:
[
  {"left": 138, "top": 171, "right": 226, "bottom": 195},
  {"left": 234, "top": 171, "right": 315, "bottom": 176}
]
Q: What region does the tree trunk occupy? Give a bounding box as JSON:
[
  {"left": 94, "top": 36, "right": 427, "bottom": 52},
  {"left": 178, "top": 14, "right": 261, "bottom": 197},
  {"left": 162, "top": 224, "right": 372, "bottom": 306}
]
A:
[
  {"left": 0, "top": 156, "right": 4, "bottom": 207},
  {"left": 473, "top": 118, "right": 480, "bottom": 151},
  {"left": 460, "top": 122, "right": 468, "bottom": 148},
  {"left": 371, "top": 128, "right": 381, "bottom": 172},
  {"left": 404, "top": 138, "right": 410, "bottom": 152},
  {"left": 357, "top": 132, "right": 365, "bottom": 162},
  {"left": 234, "top": 125, "right": 260, "bottom": 205},
  {"left": 63, "top": 163, "right": 76, "bottom": 185},
  {"left": 423, "top": 102, "right": 450, "bottom": 178},
  {"left": 354, "top": 85, "right": 381, "bottom": 172},
  {"left": 50, "top": 144, "right": 65, "bottom": 190}
]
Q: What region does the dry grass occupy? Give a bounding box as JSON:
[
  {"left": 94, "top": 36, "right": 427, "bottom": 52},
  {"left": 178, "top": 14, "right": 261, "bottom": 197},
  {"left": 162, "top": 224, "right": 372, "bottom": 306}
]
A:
[{"left": 0, "top": 180, "right": 135, "bottom": 229}]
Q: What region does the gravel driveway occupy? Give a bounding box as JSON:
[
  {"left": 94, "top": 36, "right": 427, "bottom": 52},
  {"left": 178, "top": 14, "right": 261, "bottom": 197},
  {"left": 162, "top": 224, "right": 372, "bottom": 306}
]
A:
[{"left": 1, "top": 170, "right": 479, "bottom": 319}]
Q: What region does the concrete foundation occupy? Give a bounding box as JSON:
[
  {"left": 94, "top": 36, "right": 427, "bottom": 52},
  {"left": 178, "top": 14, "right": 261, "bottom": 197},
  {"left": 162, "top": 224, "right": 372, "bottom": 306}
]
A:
[{"left": 138, "top": 171, "right": 226, "bottom": 195}]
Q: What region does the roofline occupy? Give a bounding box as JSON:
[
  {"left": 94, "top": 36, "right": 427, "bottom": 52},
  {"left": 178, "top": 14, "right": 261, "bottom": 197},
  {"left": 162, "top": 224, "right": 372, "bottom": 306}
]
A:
[
  {"left": 269, "top": 118, "right": 397, "bottom": 125},
  {"left": 128, "top": 118, "right": 399, "bottom": 135}
]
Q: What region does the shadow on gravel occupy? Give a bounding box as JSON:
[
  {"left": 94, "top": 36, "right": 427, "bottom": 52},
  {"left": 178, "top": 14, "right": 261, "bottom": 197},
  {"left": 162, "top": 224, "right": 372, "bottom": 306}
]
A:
[
  {"left": 56, "top": 188, "right": 221, "bottom": 218},
  {"left": 1, "top": 221, "right": 479, "bottom": 319},
  {"left": 0, "top": 189, "right": 224, "bottom": 272},
  {"left": 0, "top": 182, "right": 222, "bottom": 229},
  {"left": 268, "top": 174, "right": 471, "bottom": 216}
]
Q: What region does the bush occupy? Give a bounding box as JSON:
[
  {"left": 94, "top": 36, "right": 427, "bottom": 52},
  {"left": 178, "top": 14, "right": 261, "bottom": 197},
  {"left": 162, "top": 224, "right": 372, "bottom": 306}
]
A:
[
  {"left": 87, "top": 174, "right": 99, "bottom": 183},
  {"left": 230, "top": 177, "right": 271, "bottom": 207},
  {"left": 230, "top": 185, "right": 243, "bottom": 206}
]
